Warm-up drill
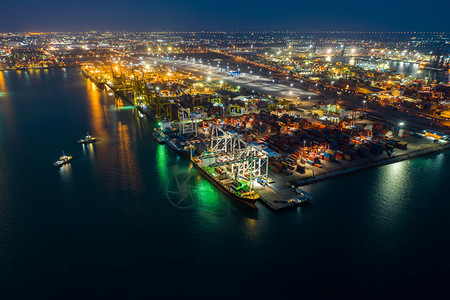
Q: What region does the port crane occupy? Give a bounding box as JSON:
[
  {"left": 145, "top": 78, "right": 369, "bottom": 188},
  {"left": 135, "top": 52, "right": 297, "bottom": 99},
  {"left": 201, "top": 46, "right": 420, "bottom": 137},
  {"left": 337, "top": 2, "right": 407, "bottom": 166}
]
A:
[
  {"left": 268, "top": 99, "right": 291, "bottom": 112},
  {"left": 178, "top": 107, "right": 201, "bottom": 135},
  {"left": 207, "top": 125, "right": 269, "bottom": 187},
  {"left": 127, "top": 69, "right": 175, "bottom": 120},
  {"left": 432, "top": 49, "right": 449, "bottom": 69},
  {"left": 109, "top": 63, "right": 132, "bottom": 93}
]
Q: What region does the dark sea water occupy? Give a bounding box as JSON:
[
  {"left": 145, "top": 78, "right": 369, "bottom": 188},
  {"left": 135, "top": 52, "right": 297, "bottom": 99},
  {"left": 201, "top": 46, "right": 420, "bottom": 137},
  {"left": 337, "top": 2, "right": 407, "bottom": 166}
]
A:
[{"left": 1, "top": 68, "right": 450, "bottom": 299}]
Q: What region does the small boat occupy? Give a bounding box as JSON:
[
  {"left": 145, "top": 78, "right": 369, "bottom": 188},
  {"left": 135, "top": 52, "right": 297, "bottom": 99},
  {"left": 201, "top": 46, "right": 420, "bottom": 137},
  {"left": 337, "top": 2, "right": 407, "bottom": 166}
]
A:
[
  {"left": 77, "top": 132, "right": 97, "bottom": 144},
  {"left": 294, "top": 188, "right": 313, "bottom": 204},
  {"left": 53, "top": 152, "right": 72, "bottom": 167},
  {"left": 152, "top": 129, "right": 166, "bottom": 144}
]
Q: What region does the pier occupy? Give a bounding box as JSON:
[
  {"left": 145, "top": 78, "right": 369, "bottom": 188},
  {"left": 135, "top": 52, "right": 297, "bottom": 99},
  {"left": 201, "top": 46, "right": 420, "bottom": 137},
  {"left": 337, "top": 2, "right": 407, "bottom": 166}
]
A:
[
  {"left": 82, "top": 67, "right": 157, "bottom": 120},
  {"left": 257, "top": 138, "right": 450, "bottom": 212}
]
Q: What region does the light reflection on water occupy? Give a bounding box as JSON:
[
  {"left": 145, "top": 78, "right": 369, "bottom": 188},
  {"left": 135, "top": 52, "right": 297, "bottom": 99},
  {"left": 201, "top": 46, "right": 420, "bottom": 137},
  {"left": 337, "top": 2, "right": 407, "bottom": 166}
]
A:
[
  {"left": 82, "top": 143, "right": 95, "bottom": 161},
  {"left": 86, "top": 82, "right": 108, "bottom": 139},
  {"left": 0, "top": 72, "right": 7, "bottom": 92},
  {"left": 116, "top": 121, "right": 142, "bottom": 194},
  {"left": 156, "top": 144, "right": 169, "bottom": 183},
  {"left": 84, "top": 79, "right": 144, "bottom": 196},
  {"left": 58, "top": 163, "right": 73, "bottom": 183},
  {"left": 372, "top": 161, "right": 412, "bottom": 222}
]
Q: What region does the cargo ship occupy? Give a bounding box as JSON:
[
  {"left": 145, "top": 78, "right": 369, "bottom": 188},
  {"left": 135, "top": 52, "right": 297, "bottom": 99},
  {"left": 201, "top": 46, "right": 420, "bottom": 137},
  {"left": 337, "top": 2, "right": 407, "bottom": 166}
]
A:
[
  {"left": 155, "top": 120, "right": 202, "bottom": 156},
  {"left": 191, "top": 153, "right": 259, "bottom": 209},
  {"left": 94, "top": 81, "right": 105, "bottom": 89},
  {"left": 80, "top": 67, "right": 89, "bottom": 78},
  {"left": 81, "top": 67, "right": 105, "bottom": 89},
  {"left": 157, "top": 126, "right": 196, "bottom": 156},
  {"left": 166, "top": 137, "right": 196, "bottom": 156}
]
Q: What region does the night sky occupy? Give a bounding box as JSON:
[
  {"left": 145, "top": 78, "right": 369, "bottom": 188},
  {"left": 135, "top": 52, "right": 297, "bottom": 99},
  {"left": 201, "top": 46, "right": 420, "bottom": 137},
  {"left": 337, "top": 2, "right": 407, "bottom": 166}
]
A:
[{"left": 0, "top": 0, "right": 449, "bottom": 32}]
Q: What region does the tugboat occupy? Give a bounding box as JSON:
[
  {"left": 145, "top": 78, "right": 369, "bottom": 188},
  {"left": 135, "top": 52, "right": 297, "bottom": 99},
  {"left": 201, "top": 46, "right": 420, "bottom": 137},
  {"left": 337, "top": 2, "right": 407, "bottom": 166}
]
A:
[
  {"left": 53, "top": 152, "right": 72, "bottom": 167},
  {"left": 152, "top": 128, "right": 166, "bottom": 144},
  {"left": 77, "top": 132, "right": 97, "bottom": 144}
]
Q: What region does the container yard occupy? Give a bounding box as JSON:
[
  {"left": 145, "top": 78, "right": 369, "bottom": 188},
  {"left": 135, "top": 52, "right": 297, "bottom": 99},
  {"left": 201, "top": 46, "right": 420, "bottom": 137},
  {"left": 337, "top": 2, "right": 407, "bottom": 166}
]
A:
[
  {"left": 201, "top": 110, "right": 450, "bottom": 211},
  {"left": 81, "top": 59, "right": 450, "bottom": 212}
]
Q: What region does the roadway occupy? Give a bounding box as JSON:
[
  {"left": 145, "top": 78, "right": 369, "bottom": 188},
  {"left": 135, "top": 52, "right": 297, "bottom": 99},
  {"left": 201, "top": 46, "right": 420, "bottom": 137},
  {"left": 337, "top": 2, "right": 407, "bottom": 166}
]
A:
[{"left": 145, "top": 56, "right": 319, "bottom": 101}]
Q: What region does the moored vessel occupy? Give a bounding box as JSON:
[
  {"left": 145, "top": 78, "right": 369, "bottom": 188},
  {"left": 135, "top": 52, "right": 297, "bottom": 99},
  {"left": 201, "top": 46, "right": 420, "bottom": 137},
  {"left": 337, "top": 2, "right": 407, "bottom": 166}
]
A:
[
  {"left": 191, "top": 154, "right": 259, "bottom": 209},
  {"left": 166, "top": 137, "right": 196, "bottom": 156}
]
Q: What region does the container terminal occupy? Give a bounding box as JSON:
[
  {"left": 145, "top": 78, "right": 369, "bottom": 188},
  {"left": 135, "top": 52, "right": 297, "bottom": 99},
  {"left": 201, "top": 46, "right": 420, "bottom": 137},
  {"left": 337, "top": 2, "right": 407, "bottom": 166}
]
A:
[{"left": 80, "top": 58, "right": 450, "bottom": 211}]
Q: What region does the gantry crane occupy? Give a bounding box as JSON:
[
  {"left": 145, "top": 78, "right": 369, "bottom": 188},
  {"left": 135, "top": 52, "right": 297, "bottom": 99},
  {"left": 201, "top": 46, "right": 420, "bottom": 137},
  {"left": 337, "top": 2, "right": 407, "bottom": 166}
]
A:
[{"left": 207, "top": 125, "right": 269, "bottom": 187}]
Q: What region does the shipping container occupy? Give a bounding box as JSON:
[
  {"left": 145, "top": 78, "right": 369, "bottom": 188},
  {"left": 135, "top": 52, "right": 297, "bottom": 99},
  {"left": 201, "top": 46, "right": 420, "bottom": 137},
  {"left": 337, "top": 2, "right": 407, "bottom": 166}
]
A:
[{"left": 396, "top": 142, "right": 407, "bottom": 150}]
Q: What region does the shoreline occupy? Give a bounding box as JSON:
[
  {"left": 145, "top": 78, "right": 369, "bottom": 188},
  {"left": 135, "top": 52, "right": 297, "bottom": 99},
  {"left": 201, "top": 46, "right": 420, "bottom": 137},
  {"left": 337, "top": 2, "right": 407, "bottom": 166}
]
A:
[
  {"left": 1, "top": 65, "right": 80, "bottom": 72},
  {"left": 297, "top": 141, "right": 450, "bottom": 187},
  {"left": 80, "top": 67, "right": 156, "bottom": 121},
  {"left": 106, "top": 84, "right": 156, "bottom": 121},
  {"left": 257, "top": 141, "right": 450, "bottom": 212}
]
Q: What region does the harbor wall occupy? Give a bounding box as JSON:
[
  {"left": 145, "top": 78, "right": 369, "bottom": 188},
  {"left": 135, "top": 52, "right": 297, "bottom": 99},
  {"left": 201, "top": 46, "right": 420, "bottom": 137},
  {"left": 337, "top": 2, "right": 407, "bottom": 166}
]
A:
[{"left": 297, "top": 142, "right": 450, "bottom": 187}]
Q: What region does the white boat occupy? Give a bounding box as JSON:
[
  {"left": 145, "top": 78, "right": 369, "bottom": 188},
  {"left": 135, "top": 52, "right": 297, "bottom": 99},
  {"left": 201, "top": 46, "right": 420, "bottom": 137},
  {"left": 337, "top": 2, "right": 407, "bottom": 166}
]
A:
[
  {"left": 77, "top": 132, "right": 97, "bottom": 144},
  {"left": 53, "top": 152, "right": 72, "bottom": 167}
]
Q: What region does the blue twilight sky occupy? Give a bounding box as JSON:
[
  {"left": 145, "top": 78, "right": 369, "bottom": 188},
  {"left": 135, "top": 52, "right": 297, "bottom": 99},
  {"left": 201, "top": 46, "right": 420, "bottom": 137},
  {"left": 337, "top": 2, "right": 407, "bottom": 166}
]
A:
[{"left": 0, "top": 0, "right": 448, "bottom": 32}]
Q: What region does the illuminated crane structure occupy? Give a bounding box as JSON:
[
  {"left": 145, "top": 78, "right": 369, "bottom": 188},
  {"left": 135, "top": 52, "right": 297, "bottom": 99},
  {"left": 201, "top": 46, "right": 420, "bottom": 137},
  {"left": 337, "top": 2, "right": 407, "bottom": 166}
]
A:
[
  {"left": 207, "top": 125, "right": 269, "bottom": 188},
  {"left": 83, "top": 63, "right": 176, "bottom": 120},
  {"left": 432, "top": 49, "right": 449, "bottom": 69},
  {"left": 268, "top": 99, "right": 291, "bottom": 112},
  {"left": 109, "top": 64, "right": 132, "bottom": 93},
  {"left": 178, "top": 107, "right": 201, "bottom": 135},
  {"left": 128, "top": 69, "right": 175, "bottom": 120}
]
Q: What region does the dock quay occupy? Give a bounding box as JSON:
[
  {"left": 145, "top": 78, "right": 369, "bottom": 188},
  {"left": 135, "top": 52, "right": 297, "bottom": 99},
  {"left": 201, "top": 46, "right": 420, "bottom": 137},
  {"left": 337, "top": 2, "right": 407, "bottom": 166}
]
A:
[
  {"left": 294, "top": 141, "right": 450, "bottom": 186},
  {"left": 257, "top": 139, "right": 450, "bottom": 212},
  {"left": 82, "top": 67, "right": 156, "bottom": 120},
  {"left": 105, "top": 83, "right": 156, "bottom": 120},
  {"left": 256, "top": 185, "right": 305, "bottom": 212}
]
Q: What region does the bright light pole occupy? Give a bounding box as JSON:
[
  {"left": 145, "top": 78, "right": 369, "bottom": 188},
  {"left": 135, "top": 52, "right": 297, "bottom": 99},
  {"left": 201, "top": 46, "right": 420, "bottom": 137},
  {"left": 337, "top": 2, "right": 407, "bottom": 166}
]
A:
[{"left": 398, "top": 122, "right": 405, "bottom": 137}]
